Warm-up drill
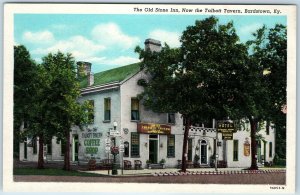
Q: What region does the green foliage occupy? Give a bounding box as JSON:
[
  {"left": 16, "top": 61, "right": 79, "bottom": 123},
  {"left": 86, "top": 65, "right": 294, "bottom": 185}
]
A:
[
  {"left": 136, "top": 16, "right": 286, "bottom": 170},
  {"left": 159, "top": 158, "right": 166, "bottom": 164},
  {"left": 14, "top": 45, "right": 38, "bottom": 158}
]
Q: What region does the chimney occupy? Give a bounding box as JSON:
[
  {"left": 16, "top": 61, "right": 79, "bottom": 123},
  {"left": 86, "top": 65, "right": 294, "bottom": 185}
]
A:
[
  {"left": 144, "top": 38, "right": 162, "bottom": 52},
  {"left": 87, "top": 72, "right": 94, "bottom": 86},
  {"left": 77, "top": 61, "right": 92, "bottom": 78}
]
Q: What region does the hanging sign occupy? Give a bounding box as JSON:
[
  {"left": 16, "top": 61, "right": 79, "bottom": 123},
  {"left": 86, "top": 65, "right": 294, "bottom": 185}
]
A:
[
  {"left": 217, "top": 121, "right": 236, "bottom": 140},
  {"left": 137, "top": 123, "right": 171, "bottom": 134}
]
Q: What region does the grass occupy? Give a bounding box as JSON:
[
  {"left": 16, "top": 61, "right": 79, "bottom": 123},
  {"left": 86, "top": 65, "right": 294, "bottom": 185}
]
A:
[{"left": 13, "top": 167, "right": 102, "bottom": 177}]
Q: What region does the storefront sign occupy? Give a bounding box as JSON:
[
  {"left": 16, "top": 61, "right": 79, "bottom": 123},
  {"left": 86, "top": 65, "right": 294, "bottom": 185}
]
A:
[
  {"left": 82, "top": 132, "right": 101, "bottom": 154},
  {"left": 217, "top": 121, "right": 236, "bottom": 140},
  {"left": 137, "top": 123, "right": 171, "bottom": 134}
]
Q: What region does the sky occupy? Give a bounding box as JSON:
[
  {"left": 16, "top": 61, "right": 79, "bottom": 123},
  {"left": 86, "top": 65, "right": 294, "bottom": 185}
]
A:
[{"left": 14, "top": 14, "right": 286, "bottom": 73}]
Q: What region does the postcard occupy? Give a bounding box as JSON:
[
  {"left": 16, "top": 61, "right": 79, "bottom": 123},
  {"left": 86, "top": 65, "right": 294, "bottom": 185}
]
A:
[{"left": 3, "top": 3, "right": 296, "bottom": 193}]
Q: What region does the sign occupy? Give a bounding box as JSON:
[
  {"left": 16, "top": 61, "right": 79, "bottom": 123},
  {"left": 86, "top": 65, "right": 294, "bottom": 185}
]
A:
[
  {"left": 217, "top": 122, "right": 236, "bottom": 133},
  {"left": 217, "top": 121, "right": 236, "bottom": 140},
  {"left": 109, "top": 129, "right": 121, "bottom": 137},
  {"left": 137, "top": 123, "right": 171, "bottom": 134},
  {"left": 222, "top": 133, "right": 233, "bottom": 140},
  {"left": 244, "top": 143, "right": 250, "bottom": 156},
  {"left": 244, "top": 138, "right": 250, "bottom": 156}
]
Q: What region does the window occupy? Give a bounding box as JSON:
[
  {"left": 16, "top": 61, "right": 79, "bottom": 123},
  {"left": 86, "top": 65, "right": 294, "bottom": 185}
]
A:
[
  {"left": 124, "top": 141, "right": 129, "bottom": 157},
  {"left": 131, "top": 98, "right": 139, "bottom": 121},
  {"left": 130, "top": 133, "right": 140, "bottom": 157},
  {"left": 32, "top": 138, "right": 37, "bottom": 154},
  {"left": 168, "top": 113, "right": 175, "bottom": 124},
  {"left": 47, "top": 139, "right": 52, "bottom": 155},
  {"left": 266, "top": 121, "right": 270, "bottom": 135},
  {"left": 233, "top": 140, "right": 238, "bottom": 161},
  {"left": 87, "top": 100, "right": 94, "bottom": 123},
  {"left": 61, "top": 139, "right": 66, "bottom": 156},
  {"left": 104, "top": 98, "right": 111, "bottom": 121},
  {"left": 167, "top": 135, "right": 175, "bottom": 157},
  {"left": 269, "top": 142, "right": 273, "bottom": 157}
]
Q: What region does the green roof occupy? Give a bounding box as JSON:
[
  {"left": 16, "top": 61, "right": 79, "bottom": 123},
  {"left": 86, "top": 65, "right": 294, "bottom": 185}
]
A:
[{"left": 80, "top": 63, "right": 141, "bottom": 88}]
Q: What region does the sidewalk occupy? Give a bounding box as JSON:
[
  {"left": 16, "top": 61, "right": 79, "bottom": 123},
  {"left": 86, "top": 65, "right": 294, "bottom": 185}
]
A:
[{"left": 83, "top": 167, "right": 286, "bottom": 177}]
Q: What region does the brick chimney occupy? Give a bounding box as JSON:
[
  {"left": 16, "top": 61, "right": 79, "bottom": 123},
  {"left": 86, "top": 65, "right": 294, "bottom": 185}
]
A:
[
  {"left": 144, "top": 38, "right": 162, "bottom": 52},
  {"left": 77, "top": 61, "right": 94, "bottom": 86}
]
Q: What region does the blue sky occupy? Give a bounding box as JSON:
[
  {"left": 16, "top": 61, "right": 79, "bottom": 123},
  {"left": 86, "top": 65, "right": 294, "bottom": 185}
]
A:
[{"left": 14, "top": 14, "right": 286, "bottom": 73}]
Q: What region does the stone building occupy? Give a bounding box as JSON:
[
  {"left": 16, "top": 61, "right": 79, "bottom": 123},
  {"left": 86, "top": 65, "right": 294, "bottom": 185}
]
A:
[{"left": 19, "top": 39, "right": 276, "bottom": 169}]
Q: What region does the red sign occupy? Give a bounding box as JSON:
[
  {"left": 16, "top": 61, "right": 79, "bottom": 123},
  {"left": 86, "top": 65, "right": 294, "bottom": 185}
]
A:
[{"left": 137, "top": 123, "right": 171, "bottom": 135}]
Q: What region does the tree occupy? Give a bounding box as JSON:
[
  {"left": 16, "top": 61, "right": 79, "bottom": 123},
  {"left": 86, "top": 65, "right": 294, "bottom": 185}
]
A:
[
  {"left": 14, "top": 45, "right": 37, "bottom": 159},
  {"left": 136, "top": 16, "right": 249, "bottom": 172},
  {"left": 40, "top": 52, "right": 88, "bottom": 170},
  {"left": 247, "top": 24, "right": 287, "bottom": 162},
  {"left": 20, "top": 51, "right": 88, "bottom": 169}
]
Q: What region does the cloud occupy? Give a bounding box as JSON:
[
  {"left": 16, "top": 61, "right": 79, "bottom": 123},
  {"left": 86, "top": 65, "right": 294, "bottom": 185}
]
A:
[
  {"left": 239, "top": 23, "right": 263, "bottom": 36},
  {"left": 91, "top": 23, "right": 140, "bottom": 50},
  {"left": 149, "top": 29, "right": 181, "bottom": 48},
  {"left": 32, "top": 35, "right": 105, "bottom": 60},
  {"left": 85, "top": 56, "right": 139, "bottom": 67},
  {"left": 106, "top": 56, "right": 140, "bottom": 66},
  {"left": 22, "top": 30, "right": 55, "bottom": 44}
]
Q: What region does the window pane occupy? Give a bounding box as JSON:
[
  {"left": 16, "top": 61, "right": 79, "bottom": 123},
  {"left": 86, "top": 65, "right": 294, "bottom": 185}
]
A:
[
  {"left": 233, "top": 140, "right": 238, "bottom": 161},
  {"left": 168, "top": 113, "right": 175, "bottom": 124},
  {"left": 167, "top": 135, "right": 175, "bottom": 157},
  {"left": 124, "top": 141, "right": 129, "bottom": 157},
  {"left": 269, "top": 142, "right": 272, "bottom": 157},
  {"left": 104, "top": 98, "right": 111, "bottom": 121},
  {"left": 131, "top": 98, "right": 139, "bottom": 110},
  {"left": 87, "top": 100, "right": 94, "bottom": 123},
  {"left": 131, "top": 133, "right": 140, "bottom": 157},
  {"left": 47, "top": 140, "right": 52, "bottom": 155},
  {"left": 61, "top": 140, "right": 66, "bottom": 156},
  {"left": 33, "top": 138, "right": 37, "bottom": 154},
  {"left": 131, "top": 98, "right": 139, "bottom": 120}
]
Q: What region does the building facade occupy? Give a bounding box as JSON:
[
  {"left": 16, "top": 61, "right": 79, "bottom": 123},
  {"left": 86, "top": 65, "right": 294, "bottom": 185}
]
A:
[{"left": 19, "top": 39, "right": 276, "bottom": 168}]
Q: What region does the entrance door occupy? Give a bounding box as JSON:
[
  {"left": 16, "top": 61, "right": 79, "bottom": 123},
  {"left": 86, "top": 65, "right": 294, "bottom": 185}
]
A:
[
  {"left": 200, "top": 140, "right": 207, "bottom": 164},
  {"left": 73, "top": 135, "right": 79, "bottom": 161},
  {"left": 149, "top": 135, "right": 158, "bottom": 163}
]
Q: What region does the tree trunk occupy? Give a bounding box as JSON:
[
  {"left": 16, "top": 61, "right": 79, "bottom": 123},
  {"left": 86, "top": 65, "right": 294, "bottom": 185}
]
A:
[
  {"left": 181, "top": 117, "right": 191, "bottom": 172},
  {"left": 37, "top": 135, "right": 44, "bottom": 169},
  {"left": 249, "top": 117, "right": 258, "bottom": 170},
  {"left": 63, "top": 130, "right": 71, "bottom": 171}
]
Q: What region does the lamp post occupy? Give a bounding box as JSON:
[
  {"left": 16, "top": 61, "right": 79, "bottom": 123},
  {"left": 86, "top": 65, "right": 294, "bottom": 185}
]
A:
[{"left": 111, "top": 121, "right": 118, "bottom": 175}]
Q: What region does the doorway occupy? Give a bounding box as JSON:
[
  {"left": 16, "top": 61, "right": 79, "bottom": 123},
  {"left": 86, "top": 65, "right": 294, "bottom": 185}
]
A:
[
  {"left": 72, "top": 135, "right": 79, "bottom": 161},
  {"left": 200, "top": 140, "right": 208, "bottom": 164},
  {"left": 149, "top": 135, "right": 158, "bottom": 163}
]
